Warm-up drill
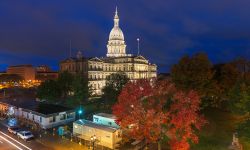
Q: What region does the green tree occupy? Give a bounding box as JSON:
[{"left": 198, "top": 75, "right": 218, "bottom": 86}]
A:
[
  {"left": 69, "top": 74, "right": 90, "bottom": 106},
  {"left": 171, "top": 53, "right": 215, "bottom": 106},
  {"left": 229, "top": 81, "right": 250, "bottom": 115},
  {"left": 102, "top": 72, "right": 129, "bottom": 105},
  {"left": 37, "top": 80, "right": 61, "bottom": 102},
  {"left": 57, "top": 71, "right": 73, "bottom": 98}
]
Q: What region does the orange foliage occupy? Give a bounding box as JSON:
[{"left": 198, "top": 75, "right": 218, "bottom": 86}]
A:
[{"left": 112, "top": 79, "right": 206, "bottom": 150}]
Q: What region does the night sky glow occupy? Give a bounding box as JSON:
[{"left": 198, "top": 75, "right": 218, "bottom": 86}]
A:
[{"left": 0, "top": 0, "right": 250, "bottom": 73}]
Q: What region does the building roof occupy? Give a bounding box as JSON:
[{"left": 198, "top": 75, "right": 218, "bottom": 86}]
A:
[
  {"left": 60, "top": 57, "right": 87, "bottom": 63},
  {"left": 36, "top": 71, "right": 58, "bottom": 74},
  {"left": 94, "top": 113, "right": 116, "bottom": 120},
  {"left": 74, "top": 119, "right": 118, "bottom": 133},
  {"left": 8, "top": 65, "right": 33, "bottom": 68},
  {"left": 0, "top": 99, "right": 73, "bottom": 117}
]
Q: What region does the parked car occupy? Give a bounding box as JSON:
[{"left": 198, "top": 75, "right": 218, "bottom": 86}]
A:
[
  {"left": 17, "top": 131, "right": 34, "bottom": 141},
  {"left": 8, "top": 126, "right": 22, "bottom": 135}
]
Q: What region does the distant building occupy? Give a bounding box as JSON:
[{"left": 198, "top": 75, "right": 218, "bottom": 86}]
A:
[
  {"left": 36, "top": 65, "right": 52, "bottom": 72},
  {"left": 60, "top": 8, "right": 157, "bottom": 95},
  {"left": 35, "top": 65, "right": 58, "bottom": 81},
  {"left": 0, "top": 99, "right": 75, "bottom": 129},
  {"left": 7, "top": 65, "right": 35, "bottom": 81},
  {"left": 35, "top": 71, "right": 58, "bottom": 81},
  {"left": 0, "top": 72, "right": 6, "bottom": 75},
  {"left": 73, "top": 113, "right": 121, "bottom": 149}
]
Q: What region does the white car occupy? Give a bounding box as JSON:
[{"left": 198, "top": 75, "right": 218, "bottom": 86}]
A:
[
  {"left": 17, "top": 131, "right": 34, "bottom": 141},
  {"left": 8, "top": 126, "right": 22, "bottom": 135}
]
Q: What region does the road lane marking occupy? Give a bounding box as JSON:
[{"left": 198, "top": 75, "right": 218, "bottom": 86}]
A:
[
  {"left": 0, "top": 135, "right": 23, "bottom": 150},
  {"left": 0, "top": 131, "right": 32, "bottom": 150}
]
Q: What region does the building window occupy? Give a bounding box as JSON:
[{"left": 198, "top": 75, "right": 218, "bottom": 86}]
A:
[
  {"left": 67, "top": 113, "right": 74, "bottom": 119},
  {"left": 49, "top": 116, "right": 56, "bottom": 123},
  {"left": 93, "top": 117, "right": 99, "bottom": 122},
  {"left": 60, "top": 114, "right": 66, "bottom": 120}
]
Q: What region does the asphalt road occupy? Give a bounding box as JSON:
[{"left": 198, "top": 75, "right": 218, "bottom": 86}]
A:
[
  {"left": 0, "top": 123, "right": 52, "bottom": 150},
  {"left": 0, "top": 136, "right": 18, "bottom": 150}
]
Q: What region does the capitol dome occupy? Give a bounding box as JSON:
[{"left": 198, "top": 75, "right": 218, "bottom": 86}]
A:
[
  {"left": 109, "top": 26, "right": 124, "bottom": 41},
  {"left": 106, "top": 7, "right": 127, "bottom": 57}
]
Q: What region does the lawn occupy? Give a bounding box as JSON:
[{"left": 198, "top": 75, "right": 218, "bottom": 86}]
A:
[{"left": 191, "top": 108, "right": 250, "bottom": 150}]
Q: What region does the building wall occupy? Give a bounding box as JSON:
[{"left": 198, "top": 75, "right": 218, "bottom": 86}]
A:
[
  {"left": 35, "top": 72, "right": 58, "bottom": 81},
  {"left": 0, "top": 102, "right": 8, "bottom": 113},
  {"left": 0, "top": 101, "right": 76, "bottom": 129},
  {"left": 7, "top": 65, "right": 35, "bottom": 81},
  {"left": 73, "top": 122, "right": 121, "bottom": 149},
  {"left": 8, "top": 106, "right": 76, "bottom": 129},
  {"left": 60, "top": 56, "right": 157, "bottom": 95}
]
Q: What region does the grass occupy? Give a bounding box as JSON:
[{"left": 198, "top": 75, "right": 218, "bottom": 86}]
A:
[{"left": 192, "top": 108, "right": 250, "bottom": 150}]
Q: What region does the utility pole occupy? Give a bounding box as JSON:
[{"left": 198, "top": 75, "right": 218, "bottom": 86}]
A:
[
  {"left": 137, "top": 38, "right": 140, "bottom": 56},
  {"left": 69, "top": 40, "right": 72, "bottom": 58}
]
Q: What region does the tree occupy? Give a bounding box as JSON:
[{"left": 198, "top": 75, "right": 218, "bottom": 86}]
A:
[
  {"left": 102, "top": 72, "right": 129, "bottom": 105},
  {"left": 112, "top": 79, "right": 206, "bottom": 150},
  {"left": 37, "top": 71, "right": 93, "bottom": 107},
  {"left": 69, "top": 74, "right": 90, "bottom": 106},
  {"left": 216, "top": 63, "right": 240, "bottom": 97},
  {"left": 229, "top": 81, "right": 250, "bottom": 115},
  {"left": 171, "top": 53, "right": 214, "bottom": 95},
  {"left": 37, "top": 80, "right": 61, "bottom": 102},
  {"left": 57, "top": 71, "right": 73, "bottom": 98}
]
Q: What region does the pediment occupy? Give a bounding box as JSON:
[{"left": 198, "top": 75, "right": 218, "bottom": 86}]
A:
[
  {"left": 89, "top": 57, "right": 103, "bottom": 62},
  {"left": 135, "top": 55, "right": 147, "bottom": 60}
]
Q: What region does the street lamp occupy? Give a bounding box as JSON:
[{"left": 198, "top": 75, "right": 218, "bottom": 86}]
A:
[
  {"left": 91, "top": 135, "right": 97, "bottom": 150},
  {"left": 78, "top": 109, "right": 83, "bottom": 119},
  {"left": 78, "top": 109, "right": 82, "bottom": 119}
]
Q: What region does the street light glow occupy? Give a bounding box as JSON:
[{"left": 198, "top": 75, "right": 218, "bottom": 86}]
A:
[{"left": 78, "top": 110, "right": 82, "bottom": 114}]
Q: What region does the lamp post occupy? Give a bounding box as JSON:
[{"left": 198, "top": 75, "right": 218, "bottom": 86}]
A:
[
  {"left": 78, "top": 107, "right": 83, "bottom": 120},
  {"left": 78, "top": 110, "right": 82, "bottom": 119},
  {"left": 90, "top": 135, "right": 96, "bottom": 150}
]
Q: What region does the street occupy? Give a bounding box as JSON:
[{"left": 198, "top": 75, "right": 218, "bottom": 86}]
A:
[
  {"left": 0, "top": 135, "right": 19, "bottom": 150},
  {"left": 0, "top": 123, "right": 52, "bottom": 150},
  {"left": 0, "top": 130, "right": 32, "bottom": 150}
]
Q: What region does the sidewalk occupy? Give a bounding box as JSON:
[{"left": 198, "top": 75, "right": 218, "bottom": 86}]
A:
[{"left": 36, "top": 132, "right": 90, "bottom": 150}]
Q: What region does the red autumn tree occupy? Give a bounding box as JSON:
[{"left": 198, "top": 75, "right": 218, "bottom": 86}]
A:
[{"left": 112, "top": 79, "right": 206, "bottom": 150}]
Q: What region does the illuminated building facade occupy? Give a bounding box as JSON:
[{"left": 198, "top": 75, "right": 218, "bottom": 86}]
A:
[
  {"left": 60, "top": 8, "right": 157, "bottom": 95},
  {"left": 73, "top": 113, "right": 121, "bottom": 149}
]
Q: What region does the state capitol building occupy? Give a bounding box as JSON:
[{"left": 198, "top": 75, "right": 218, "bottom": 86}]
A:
[{"left": 60, "top": 8, "right": 157, "bottom": 95}]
